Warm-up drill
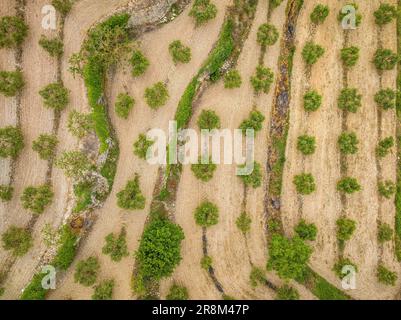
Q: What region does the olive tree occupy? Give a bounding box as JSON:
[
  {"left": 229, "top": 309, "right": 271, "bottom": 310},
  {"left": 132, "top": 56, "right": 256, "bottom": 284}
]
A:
[
  {"left": 257, "top": 24, "right": 279, "bottom": 46},
  {"left": 67, "top": 110, "right": 93, "bottom": 138},
  {"left": 1, "top": 226, "right": 32, "bottom": 257},
  {"left": 189, "top": 0, "right": 217, "bottom": 26},
  {"left": 194, "top": 201, "right": 219, "bottom": 227},
  {"left": 0, "top": 16, "right": 28, "bottom": 48},
  {"left": 0, "top": 70, "right": 25, "bottom": 97},
  {"left": 21, "top": 185, "right": 54, "bottom": 215},
  {"left": 32, "top": 134, "right": 58, "bottom": 160},
  {"left": 0, "top": 126, "right": 24, "bottom": 159},
  {"left": 39, "top": 83, "right": 70, "bottom": 111}
]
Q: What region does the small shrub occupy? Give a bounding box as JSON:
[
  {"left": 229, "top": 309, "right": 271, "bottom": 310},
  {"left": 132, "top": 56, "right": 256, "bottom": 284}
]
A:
[
  {"left": 293, "top": 173, "right": 316, "bottom": 195},
  {"left": 224, "top": 69, "right": 242, "bottom": 89},
  {"left": 239, "top": 110, "right": 265, "bottom": 133},
  {"left": 0, "top": 126, "right": 24, "bottom": 158},
  {"left": 166, "top": 283, "right": 189, "bottom": 300},
  {"left": 376, "top": 136, "right": 394, "bottom": 158},
  {"left": 195, "top": 201, "right": 219, "bottom": 227},
  {"left": 1, "top": 226, "right": 32, "bottom": 257},
  {"left": 197, "top": 109, "right": 221, "bottom": 130},
  {"left": 67, "top": 110, "right": 93, "bottom": 138},
  {"left": 337, "top": 3, "right": 362, "bottom": 27},
  {"left": 39, "top": 36, "right": 63, "bottom": 57},
  {"left": 377, "top": 265, "right": 397, "bottom": 286},
  {"left": 201, "top": 255, "right": 213, "bottom": 270},
  {"left": 256, "top": 24, "right": 279, "bottom": 46},
  {"left": 130, "top": 50, "right": 150, "bottom": 77},
  {"left": 74, "top": 256, "right": 100, "bottom": 287},
  {"left": 0, "top": 16, "right": 28, "bottom": 48},
  {"left": 338, "top": 88, "right": 362, "bottom": 113},
  {"left": 295, "top": 219, "right": 317, "bottom": 241},
  {"left": 39, "top": 83, "right": 69, "bottom": 111},
  {"left": 333, "top": 258, "right": 358, "bottom": 278},
  {"left": 337, "top": 177, "right": 361, "bottom": 194},
  {"left": 378, "top": 223, "right": 393, "bottom": 243},
  {"left": 374, "top": 88, "right": 396, "bottom": 110},
  {"left": 338, "top": 132, "right": 359, "bottom": 154},
  {"left": 191, "top": 157, "right": 217, "bottom": 182},
  {"left": 144, "top": 82, "right": 169, "bottom": 109},
  {"left": 102, "top": 228, "right": 129, "bottom": 262},
  {"left": 21, "top": 185, "right": 53, "bottom": 215},
  {"left": 340, "top": 46, "right": 359, "bottom": 67},
  {"left": 373, "top": 49, "right": 398, "bottom": 71},
  {"left": 0, "top": 185, "right": 13, "bottom": 202},
  {"left": 133, "top": 134, "right": 154, "bottom": 160},
  {"left": 55, "top": 150, "right": 91, "bottom": 178},
  {"left": 32, "top": 134, "right": 58, "bottom": 160},
  {"left": 115, "top": 93, "right": 135, "bottom": 119},
  {"left": 0, "top": 70, "right": 25, "bottom": 97},
  {"left": 297, "top": 135, "right": 316, "bottom": 155},
  {"left": 276, "top": 285, "right": 299, "bottom": 300},
  {"left": 52, "top": 0, "right": 73, "bottom": 16},
  {"left": 116, "top": 174, "right": 146, "bottom": 210},
  {"left": 310, "top": 4, "right": 329, "bottom": 25},
  {"left": 303, "top": 90, "right": 322, "bottom": 112},
  {"left": 238, "top": 162, "right": 262, "bottom": 189},
  {"left": 302, "top": 42, "right": 325, "bottom": 65},
  {"left": 92, "top": 280, "right": 114, "bottom": 300},
  {"left": 374, "top": 3, "right": 397, "bottom": 26},
  {"left": 169, "top": 40, "right": 191, "bottom": 64},
  {"left": 250, "top": 65, "right": 274, "bottom": 94},
  {"left": 250, "top": 267, "right": 266, "bottom": 287},
  {"left": 336, "top": 218, "right": 356, "bottom": 242},
  {"left": 236, "top": 212, "right": 251, "bottom": 234},
  {"left": 189, "top": 0, "right": 218, "bottom": 26},
  {"left": 378, "top": 180, "right": 396, "bottom": 199}
]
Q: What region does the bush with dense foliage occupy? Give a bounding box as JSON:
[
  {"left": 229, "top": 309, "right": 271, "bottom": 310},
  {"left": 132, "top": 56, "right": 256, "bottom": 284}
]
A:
[
  {"left": 21, "top": 185, "right": 53, "bottom": 215},
  {"left": 337, "top": 3, "right": 362, "bottom": 27},
  {"left": 39, "top": 83, "right": 69, "bottom": 111},
  {"left": 92, "top": 280, "right": 114, "bottom": 300},
  {"left": 338, "top": 132, "right": 359, "bottom": 154},
  {"left": 0, "top": 70, "right": 25, "bottom": 97},
  {"left": 333, "top": 257, "right": 358, "bottom": 278},
  {"left": 191, "top": 157, "right": 217, "bottom": 182},
  {"left": 197, "top": 109, "right": 221, "bottom": 130},
  {"left": 267, "top": 234, "right": 312, "bottom": 281},
  {"left": 52, "top": 225, "right": 78, "bottom": 270},
  {"left": 189, "top": 0, "right": 217, "bottom": 26},
  {"left": 378, "top": 222, "right": 393, "bottom": 243},
  {"left": 373, "top": 49, "right": 398, "bottom": 71},
  {"left": 133, "top": 134, "right": 154, "bottom": 160},
  {"left": 276, "top": 285, "right": 299, "bottom": 300},
  {"left": 338, "top": 88, "right": 362, "bottom": 113},
  {"left": 130, "top": 50, "right": 150, "bottom": 77},
  {"left": 310, "top": 4, "right": 329, "bottom": 25},
  {"left": 169, "top": 40, "right": 191, "bottom": 64},
  {"left": 116, "top": 174, "right": 146, "bottom": 210},
  {"left": 1, "top": 226, "right": 32, "bottom": 257},
  {"left": 297, "top": 135, "right": 316, "bottom": 155},
  {"left": 250, "top": 266, "right": 266, "bottom": 287},
  {"left": 303, "top": 90, "right": 322, "bottom": 112},
  {"left": 340, "top": 46, "right": 360, "bottom": 67},
  {"left": 374, "top": 88, "right": 396, "bottom": 110},
  {"left": 0, "top": 16, "right": 28, "bottom": 48},
  {"left": 224, "top": 69, "right": 242, "bottom": 89},
  {"left": 115, "top": 93, "right": 135, "bottom": 119},
  {"left": 67, "top": 110, "right": 93, "bottom": 138},
  {"left": 166, "top": 283, "right": 189, "bottom": 300},
  {"left": 74, "top": 256, "right": 100, "bottom": 287},
  {"left": 136, "top": 218, "right": 184, "bottom": 279},
  {"left": 0, "top": 126, "right": 24, "bottom": 159},
  {"left": 257, "top": 23, "right": 279, "bottom": 46},
  {"left": 376, "top": 136, "right": 394, "bottom": 158},
  {"left": 39, "top": 36, "right": 63, "bottom": 57},
  {"left": 55, "top": 150, "right": 91, "bottom": 178},
  {"left": 195, "top": 201, "right": 219, "bottom": 227},
  {"left": 239, "top": 110, "right": 265, "bottom": 134},
  {"left": 52, "top": 0, "right": 73, "bottom": 16},
  {"left": 293, "top": 173, "right": 316, "bottom": 195},
  {"left": 378, "top": 180, "right": 396, "bottom": 199},
  {"left": 302, "top": 42, "right": 325, "bottom": 65},
  {"left": 32, "top": 134, "right": 58, "bottom": 160},
  {"left": 336, "top": 218, "right": 356, "bottom": 242},
  {"left": 374, "top": 3, "right": 397, "bottom": 26},
  {"left": 250, "top": 65, "right": 274, "bottom": 94},
  {"left": 295, "top": 219, "right": 317, "bottom": 241},
  {"left": 201, "top": 255, "right": 213, "bottom": 270},
  {"left": 236, "top": 212, "right": 251, "bottom": 234},
  {"left": 238, "top": 162, "right": 262, "bottom": 189},
  {"left": 377, "top": 265, "right": 397, "bottom": 286},
  {"left": 102, "top": 228, "right": 129, "bottom": 262},
  {"left": 337, "top": 177, "right": 361, "bottom": 194},
  {"left": 144, "top": 82, "right": 169, "bottom": 109},
  {"left": 0, "top": 185, "right": 13, "bottom": 202}
]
